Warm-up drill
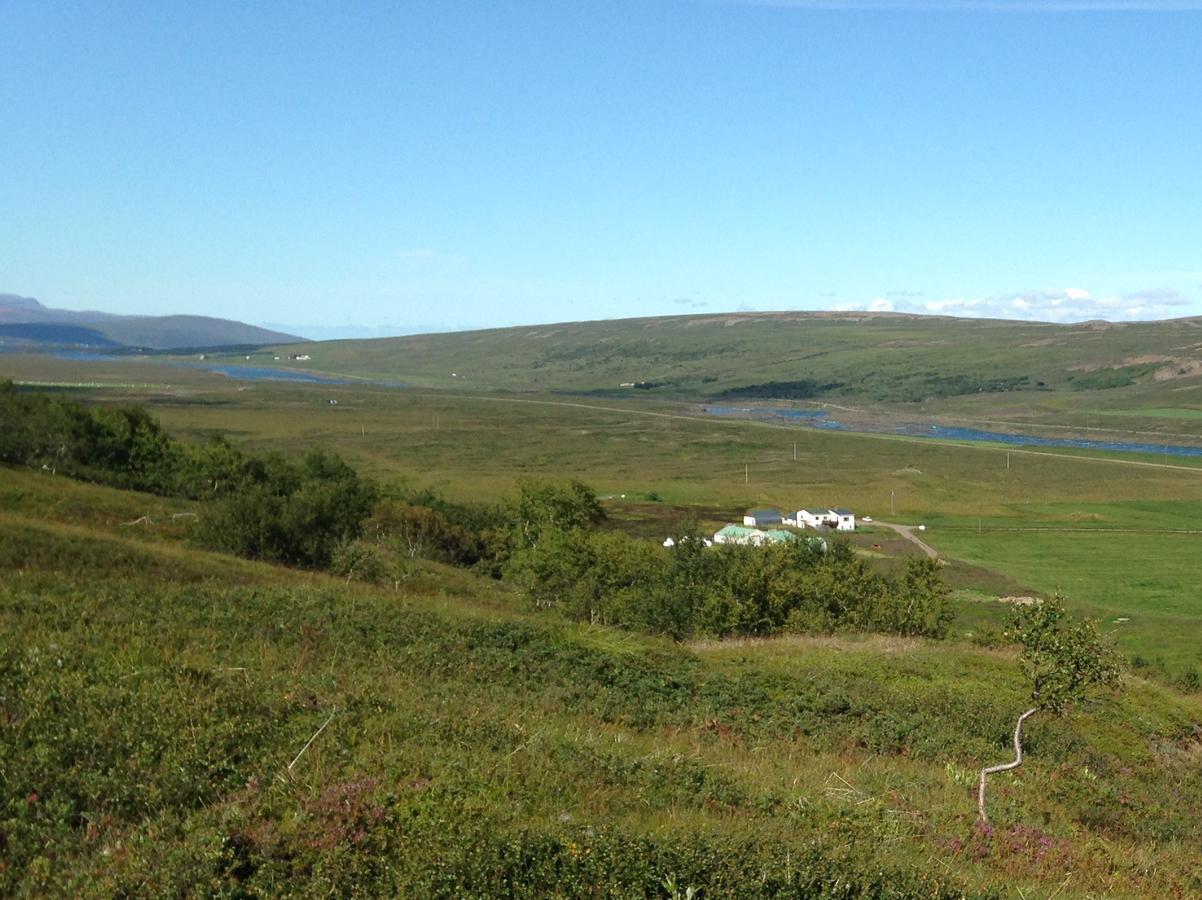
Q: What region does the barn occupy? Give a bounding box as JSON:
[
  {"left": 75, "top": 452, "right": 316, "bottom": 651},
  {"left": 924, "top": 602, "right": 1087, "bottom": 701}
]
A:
[{"left": 742, "top": 508, "right": 783, "bottom": 527}]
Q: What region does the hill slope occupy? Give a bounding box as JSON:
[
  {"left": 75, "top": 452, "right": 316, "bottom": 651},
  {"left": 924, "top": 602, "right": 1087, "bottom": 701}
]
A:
[
  {"left": 3, "top": 467, "right": 1202, "bottom": 897},
  {"left": 264, "top": 310, "right": 1202, "bottom": 406},
  {"left": 0, "top": 293, "right": 303, "bottom": 349}
]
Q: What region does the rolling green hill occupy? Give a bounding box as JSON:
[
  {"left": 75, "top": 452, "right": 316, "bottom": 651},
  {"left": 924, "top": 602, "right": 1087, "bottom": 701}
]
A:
[
  {"left": 3, "top": 467, "right": 1202, "bottom": 897},
  {"left": 262, "top": 311, "right": 1202, "bottom": 403}
]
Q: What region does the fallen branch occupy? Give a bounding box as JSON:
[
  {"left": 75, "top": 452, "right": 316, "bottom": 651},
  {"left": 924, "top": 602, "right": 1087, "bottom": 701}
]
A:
[
  {"left": 978, "top": 706, "right": 1039, "bottom": 822},
  {"left": 171, "top": 512, "right": 198, "bottom": 521},
  {"left": 286, "top": 710, "right": 336, "bottom": 774},
  {"left": 119, "top": 515, "right": 153, "bottom": 527}
]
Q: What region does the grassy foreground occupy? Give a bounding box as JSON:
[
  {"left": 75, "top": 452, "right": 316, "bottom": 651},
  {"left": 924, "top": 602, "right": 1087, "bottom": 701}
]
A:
[{"left": 3, "top": 472, "right": 1202, "bottom": 897}]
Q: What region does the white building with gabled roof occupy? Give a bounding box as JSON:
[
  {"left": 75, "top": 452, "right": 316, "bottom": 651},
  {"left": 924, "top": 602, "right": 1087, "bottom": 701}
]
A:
[{"left": 796, "top": 507, "right": 856, "bottom": 531}]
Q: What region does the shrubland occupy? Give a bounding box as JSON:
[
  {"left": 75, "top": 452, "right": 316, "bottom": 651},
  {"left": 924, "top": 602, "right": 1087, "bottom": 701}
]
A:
[
  {"left": 0, "top": 383, "right": 954, "bottom": 642},
  {"left": 2, "top": 490, "right": 1201, "bottom": 897},
  {"left": 5, "top": 382, "right": 1202, "bottom": 896}
]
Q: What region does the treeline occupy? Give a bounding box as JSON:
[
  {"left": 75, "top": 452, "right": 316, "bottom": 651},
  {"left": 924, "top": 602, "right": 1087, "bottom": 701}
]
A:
[
  {"left": 714, "top": 379, "right": 844, "bottom": 400},
  {"left": 347, "top": 479, "right": 953, "bottom": 640},
  {"left": 0, "top": 382, "right": 374, "bottom": 567},
  {"left": 492, "top": 485, "right": 951, "bottom": 639},
  {"left": 1, "top": 383, "right": 953, "bottom": 640}
]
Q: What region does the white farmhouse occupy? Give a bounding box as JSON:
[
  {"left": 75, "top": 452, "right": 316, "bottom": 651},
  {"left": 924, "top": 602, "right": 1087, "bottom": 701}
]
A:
[
  {"left": 796, "top": 507, "right": 828, "bottom": 529},
  {"left": 796, "top": 507, "right": 856, "bottom": 531}
]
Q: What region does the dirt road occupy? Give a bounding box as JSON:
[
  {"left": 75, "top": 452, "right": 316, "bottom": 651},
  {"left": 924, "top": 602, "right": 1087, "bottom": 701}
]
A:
[{"left": 874, "top": 521, "right": 939, "bottom": 559}]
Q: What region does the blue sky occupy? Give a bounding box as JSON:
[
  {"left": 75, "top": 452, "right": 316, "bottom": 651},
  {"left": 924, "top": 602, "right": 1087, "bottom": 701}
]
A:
[{"left": 2, "top": 0, "right": 1201, "bottom": 337}]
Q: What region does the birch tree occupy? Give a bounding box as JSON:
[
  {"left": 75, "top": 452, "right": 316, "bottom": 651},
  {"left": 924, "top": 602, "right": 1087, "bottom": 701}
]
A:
[{"left": 977, "top": 597, "right": 1121, "bottom": 823}]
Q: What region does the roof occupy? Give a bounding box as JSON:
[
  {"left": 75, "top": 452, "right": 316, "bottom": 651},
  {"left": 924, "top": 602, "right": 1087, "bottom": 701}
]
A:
[
  {"left": 716, "top": 524, "right": 763, "bottom": 537},
  {"left": 799, "top": 507, "right": 830, "bottom": 514},
  {"left": 832, "top": 508, "right": 854, "bottom": 515},
  {"left": 746, "top": 508, "right": 781, "bottom": 517},
  {"left": 762, "top": 529, "right": 798, "bottom": 543}
]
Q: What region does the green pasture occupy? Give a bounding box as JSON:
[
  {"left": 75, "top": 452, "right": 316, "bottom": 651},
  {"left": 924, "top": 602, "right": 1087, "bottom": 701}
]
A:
[
  {"left": 926, "top": 523, "right": 1202, "bottom": 677},
  {"left": 6, "top": 352, "right": 1202, "bottom": 678},
  {"left": 125, "top": 383, "right": 1202, "bottom": 516},
  {"left": 1094, "top": 407, "right": 1202, "bottom": 420}
]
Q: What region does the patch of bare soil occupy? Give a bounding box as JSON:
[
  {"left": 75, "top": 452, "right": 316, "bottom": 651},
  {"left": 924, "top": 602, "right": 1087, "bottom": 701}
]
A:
[
  {"left": 1068, "top": 354, "right": 1175, "bottom": 373},
  {"left": 1154, "top": 360, "right": 1202, "bottom": 381},
  {"left": 998, "top": 595, "right": 1041, "bottom": 606}
]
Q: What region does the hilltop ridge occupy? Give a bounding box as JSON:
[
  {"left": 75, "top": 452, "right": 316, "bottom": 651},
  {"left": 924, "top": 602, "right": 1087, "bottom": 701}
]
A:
[
  {"left": 0, "top": 293, "right": 304, "bottom": 350},
  {"left": 260, "top": 310, "right": 1202, "bottom": 408}
]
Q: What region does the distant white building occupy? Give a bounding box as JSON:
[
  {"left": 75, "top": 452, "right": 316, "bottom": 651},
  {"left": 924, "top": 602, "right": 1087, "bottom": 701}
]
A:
[
  {"left": 797, "top": 508, "right": 829, "bottom": 529},
  {"left": 830, "top": 508, "right": 856, "bottom": 531},
  {"left": 796, "top": 507, "right": 856, "bottom": 531}
]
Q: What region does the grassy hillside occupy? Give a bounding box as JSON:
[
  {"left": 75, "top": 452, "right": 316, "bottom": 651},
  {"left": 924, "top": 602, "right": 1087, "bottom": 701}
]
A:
[
  {"left": 259, "top": 312, "right": 1202, "bottom": 424},
  {"left": 3, "top": 472, "right": 1202, "bottom": 897},
  {"left": 3, "top": 361, "right": 1201, "bottom": 679}
]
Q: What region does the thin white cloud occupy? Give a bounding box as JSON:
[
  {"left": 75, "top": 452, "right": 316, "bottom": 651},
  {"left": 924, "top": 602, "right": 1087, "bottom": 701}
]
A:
[
  {"left": 906, "top": 287, "right": 1192, "bottom": 322},
  {"left": 834, "top": 297, "right": 895, "bottom": 312},
  {"left": 1122, "top": 287, "right": 1188, "bottom": 304}
]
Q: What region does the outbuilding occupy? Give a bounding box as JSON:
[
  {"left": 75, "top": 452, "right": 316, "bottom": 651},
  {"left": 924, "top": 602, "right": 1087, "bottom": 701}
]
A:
[
  {"left": 742, "top": 508, "right": 783, "bottom": 527},
  {"left": 714, "top": 524, "right": 767, "bottom": 546},
  {"left": 831, "top": 508, "right": 856, "bottom": 531}
]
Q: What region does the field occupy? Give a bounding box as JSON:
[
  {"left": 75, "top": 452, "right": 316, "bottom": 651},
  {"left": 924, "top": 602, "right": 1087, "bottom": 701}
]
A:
[
  {"left": 5, "top": 344, "right": 1202, "bottom": 896},
  {"left": 5, "top": 350, "right": 1202, "bottom": 680}
]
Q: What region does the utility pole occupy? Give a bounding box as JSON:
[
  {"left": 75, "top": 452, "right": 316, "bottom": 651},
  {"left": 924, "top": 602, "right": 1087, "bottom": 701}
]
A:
[
  {"left": 745, "top": 464, "right": 749, "bottom": 485},
  {"left": 793, "top": 441, "right": 797, "bottom": 462},
  {"left": 1006, "top": 451, "right": 1010, "bottom": 469},
  {"left": 891, "top": 490, "right": 895, "bottom": 517}
]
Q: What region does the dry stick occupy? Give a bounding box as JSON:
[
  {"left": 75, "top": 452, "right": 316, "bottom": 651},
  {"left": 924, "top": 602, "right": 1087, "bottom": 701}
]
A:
[
  {"left": 119, "top": 515, "right": 153, "bottom": 527},
  {"left": 287, "top": 710, "right": 336, "bottom": 774},
  {"left": 977, "top": 706, "right": 1039, "bottom": 822}
]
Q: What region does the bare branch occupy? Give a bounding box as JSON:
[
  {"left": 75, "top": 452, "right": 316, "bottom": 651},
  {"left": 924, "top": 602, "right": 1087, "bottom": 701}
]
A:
[
  {"left": 286, "top": 710, "right": 336, "bottom": 775},
  {"left": 977, "top": 706, "right": 1039, "bottom": 823}
]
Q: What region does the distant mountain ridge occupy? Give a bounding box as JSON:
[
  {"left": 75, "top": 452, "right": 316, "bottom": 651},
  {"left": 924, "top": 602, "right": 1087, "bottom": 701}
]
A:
[{"left": 0, "top": 293, "right": 305, "bottom": 350}]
